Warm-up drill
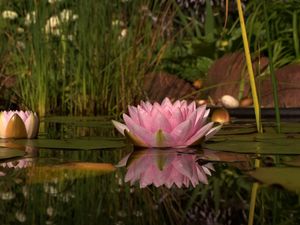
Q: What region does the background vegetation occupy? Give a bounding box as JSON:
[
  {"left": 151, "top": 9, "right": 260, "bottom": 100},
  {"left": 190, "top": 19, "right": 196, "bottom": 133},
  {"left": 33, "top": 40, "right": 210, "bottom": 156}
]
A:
[{"left": 0, "top": 0, "right": 299, "bottom": 117}]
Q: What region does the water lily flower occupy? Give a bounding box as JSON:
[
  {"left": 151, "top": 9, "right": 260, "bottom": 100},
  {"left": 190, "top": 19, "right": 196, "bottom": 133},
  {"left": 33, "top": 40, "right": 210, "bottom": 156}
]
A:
[
  {"left": 112, "top": 98, "right": 221, "bottom": 148},
  {"left": 0, "top": 111, "right": 39, "bottom": 139},
  {"left": 118, "top": 149, "right": 214, "bottom": 188}
]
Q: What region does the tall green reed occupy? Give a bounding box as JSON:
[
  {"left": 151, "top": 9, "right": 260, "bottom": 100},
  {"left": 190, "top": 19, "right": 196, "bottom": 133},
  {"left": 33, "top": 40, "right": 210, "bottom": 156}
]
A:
[
  {"left": 7, "top": 0, "right": 174, "bottom": 116},
  {"left": 262, "top": 0, "right": 281, "bottom": 133}
]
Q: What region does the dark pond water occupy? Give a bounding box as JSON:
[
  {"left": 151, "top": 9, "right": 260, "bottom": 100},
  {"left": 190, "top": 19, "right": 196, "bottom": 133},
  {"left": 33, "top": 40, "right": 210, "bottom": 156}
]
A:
[{"left": 0, "top": 117, "right": 300, "bottom": 225}]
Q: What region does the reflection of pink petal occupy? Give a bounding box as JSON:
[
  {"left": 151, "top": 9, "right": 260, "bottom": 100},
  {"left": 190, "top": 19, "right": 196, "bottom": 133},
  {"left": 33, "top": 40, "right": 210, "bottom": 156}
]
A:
[{"left": 120, "top": 149, "right": 214, "bottom": 188}]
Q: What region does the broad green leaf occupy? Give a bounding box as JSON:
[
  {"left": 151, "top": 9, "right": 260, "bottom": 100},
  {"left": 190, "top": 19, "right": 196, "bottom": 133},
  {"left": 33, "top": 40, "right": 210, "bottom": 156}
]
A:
[
  {"left": 249, "top": 167, "right": 300, "bottom": 193},
  {"left": 0, "top": 148, "right": 25, "bottom": 160},
  {"left": 0, "top": 139, "right": 125, "bottom": 150},
  {"left": 282, "top": 156, "right": 300, "bottom": 167},
  {"left": 203, "top": 139, "right": 300, "bottom": 154},
  {"left": 43, "top": 116, "right": 113, "bottom": 128}
]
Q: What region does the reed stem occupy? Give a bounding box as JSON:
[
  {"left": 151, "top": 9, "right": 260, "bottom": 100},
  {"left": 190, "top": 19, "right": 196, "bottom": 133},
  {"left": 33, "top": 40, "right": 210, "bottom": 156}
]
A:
[
  {"left": 236, "top": 0, "right": 262, "bottom": 133},
  {"left": 263, "top": 0, "right": 281, "bottom": 133}
]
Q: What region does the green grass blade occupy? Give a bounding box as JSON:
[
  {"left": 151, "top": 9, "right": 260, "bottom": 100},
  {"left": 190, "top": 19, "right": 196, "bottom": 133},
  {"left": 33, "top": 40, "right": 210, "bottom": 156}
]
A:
[{"left": 263, "top": 0, "right": 281, "bottom": 133}]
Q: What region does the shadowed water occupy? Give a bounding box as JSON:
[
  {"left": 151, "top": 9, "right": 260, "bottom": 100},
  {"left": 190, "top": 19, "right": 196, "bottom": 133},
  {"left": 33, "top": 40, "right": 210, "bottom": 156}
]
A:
[{"left": 0, "top": 117, "right": 300, "bottom": 225}]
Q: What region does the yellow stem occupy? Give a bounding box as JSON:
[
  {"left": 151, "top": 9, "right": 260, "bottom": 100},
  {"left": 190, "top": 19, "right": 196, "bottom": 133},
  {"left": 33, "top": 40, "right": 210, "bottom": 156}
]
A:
[
  {"left": 248, "top": 158, "right": 261, "bottom": 225},
  {"left": 236, "top": 0, "right": 262, "bottom": 133},
  {"left": 248, "top": 182, "right": 259, "bottom": 225}
]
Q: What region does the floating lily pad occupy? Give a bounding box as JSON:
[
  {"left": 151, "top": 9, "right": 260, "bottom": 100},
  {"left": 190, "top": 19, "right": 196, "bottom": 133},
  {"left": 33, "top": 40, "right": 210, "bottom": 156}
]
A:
[
  {"left": 200, "top": 149, "right": 250, "bottom": 162},
  {"left": 217, "top": 126, "right": 257, "bottom": 135},
  {"left": 43, "top": 116, "right": 113, "bottom": 128},
  {"left": 282, "top": 156, "right": 300, "bottom": 167},
  {"left": 28, "top": 162, "right": 116, "bottom": 183},
  {"left": 0, "top": 139, "right": 125, "bottom": 150},
  {"left": 248, "top": 167, "right": 300, "bottom": 193},
  {"left": 43, "top": 116, "right": 113, "bottom": 122},
  {"left": 0, "top": 148, "right": 25, "bottom": 160},
  {"left": 203, "top": 138, "right": 300, "bottom": 154}
]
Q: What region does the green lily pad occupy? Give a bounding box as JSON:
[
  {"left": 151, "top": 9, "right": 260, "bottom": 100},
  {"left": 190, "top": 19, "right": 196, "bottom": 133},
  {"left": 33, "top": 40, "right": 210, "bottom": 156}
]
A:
[
  {"left": 200, "top": 149, "right": 250, "bottom": 162},
  {"left": 217, "top": 126, "right": 257, "bottom": 135},
  {"left": 43, "top": 116, "right": 113, "bottom": 123},
  {"left": 248, "top": 167, "right": 300, "bottom": 193},
  {"left": 0, "top": 148, "right": 25, "bottom": 160},
  {"left": 28, "top": 162, "right": 116, "bottom": 183},
  {"left": 0, "top": 139, "right": 125, "bottom": 150},
  {"left": 203, "top": 138, "right": 300, "bottom": 154},
  {"left": 282, "top": 156, "right": 300, "bottom": 167},
  {"left": 43, "top": 116, "right": 113, "bottom": 128}
]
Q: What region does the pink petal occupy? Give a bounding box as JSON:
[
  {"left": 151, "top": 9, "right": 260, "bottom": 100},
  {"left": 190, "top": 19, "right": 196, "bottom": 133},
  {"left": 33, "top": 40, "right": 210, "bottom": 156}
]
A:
[
  {"left": 168, "top": 107, "right": 184, "bottom": 128},
  {"left": 161, "top": 97, "right": 172, "bottom": 108},
  {"left": 205, "top": 124, "right": 222, "bottom": 141},
  {"left": 195, "top": 105, "right": 207, "bottom": 124},
  {"left": 140, "top": 101, "right": 153, "bottom": 112},
  {"left": 195, "top": 166, "right": 208, "bottom": 184},
  {"left": 112, "top": 120, "right": 129, "bottom": 136},
  {"left": 170, "top": 111, "right": 198, "bottom": 144},
  {"left": 185, "top": 122, "right": 214, "bottom": 146},
  {"left": 123, "top": 114, "right": 154, "bottom": 146},
  {"left": 0, "top": 112, "right": 8, "bottom": 138},
  {"left": 137, "top": 107, "right": 152, "bottom": 130},
  {"left": 24, "top": 112, "right": 39, "bottom": 138},
  {"left": 128, "top": 106, "right": 140, "bottom": 124},
  {"left": 172, "top": 156, "right": 194, "bottom": 179},
  {"left": 151, "top": 110, "right": 172, "bottom": 133},
  {"left": 188, "top": 101, "right": 196, "bottom": 112}
]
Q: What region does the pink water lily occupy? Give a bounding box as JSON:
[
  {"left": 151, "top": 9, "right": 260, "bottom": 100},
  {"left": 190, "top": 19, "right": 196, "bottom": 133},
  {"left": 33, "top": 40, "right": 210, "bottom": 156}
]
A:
[
  {"left": 112, "top": 98, "right": 221, "bottom": 148},
  {"left": 118, "top": 149, "right": 214, "bottom": 188},
  {"left": 0, "top": 111, "right": 39, "bottom": 138}
]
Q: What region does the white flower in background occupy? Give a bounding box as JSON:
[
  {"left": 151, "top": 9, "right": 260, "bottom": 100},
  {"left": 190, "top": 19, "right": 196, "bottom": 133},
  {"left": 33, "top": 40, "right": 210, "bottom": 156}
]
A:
[
  {"left": 48, "top": 16, "right": 60, "bottom": 28},
  {"left": 17, "top": 27, "right": 25, "bottom": 33},
  {"left": 45, "top": 10, "right": 77, "bottom": 36},
  {"left": 60, "top": 9, "right": 78, "bottom": 22},
  {"left": 2, "top": 10, "right": 18, "bottom": 20},
  {"left": 24, "top": 11, "right": 36, "bottom": 26},
  {"left": 60, "top": 9, "right": 72, "bottom": 22},
  {"left": 72, "top": 14, "right": 79, "bottom": 21},
  {"left": 121, "top": 29, "right": 127, "bottom": 37},
  {"left": 118, "top": 28, "right": 127, "bottom": 40},
  {"left": 0, "top": 191, "right": 16, "bottom": 200},
  {"left": 16, "top": 41, "right": 26, "bottom": 50},
  {"left": 112, "top": 20, "right": 124, "bottom": 27},
  {"left": 67, "top": 35, "right": 74, "bottom": 41},
  {"left": 45, "top": 15, "right": 60, "bottom": 35},
  {"left": 48, "top": 0, "right": 62, "bottom": 4},
  {"left": 15, "top": 211, "right": 26, "bottom": 223}
]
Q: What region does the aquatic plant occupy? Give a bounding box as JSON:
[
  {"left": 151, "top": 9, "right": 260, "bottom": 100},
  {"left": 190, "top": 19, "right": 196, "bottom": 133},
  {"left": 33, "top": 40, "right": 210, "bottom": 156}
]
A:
[
  {"left": 0, "top": 111, "right": 39, "bottom": 138},
  {"left": 112, "top": 98, "right": 221, "bottom": 148},
  {"left": 118, "top": 149, "right": 214, "bottom": 188}
]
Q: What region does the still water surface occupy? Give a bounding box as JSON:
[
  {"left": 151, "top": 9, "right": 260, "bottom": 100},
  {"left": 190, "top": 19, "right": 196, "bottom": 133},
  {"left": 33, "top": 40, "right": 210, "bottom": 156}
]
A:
[{"left": 0, "top": 118, "right": 300, "bottom": 225}]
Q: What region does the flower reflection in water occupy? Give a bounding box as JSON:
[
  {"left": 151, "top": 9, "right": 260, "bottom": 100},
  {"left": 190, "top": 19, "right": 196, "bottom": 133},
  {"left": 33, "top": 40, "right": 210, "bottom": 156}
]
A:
[{"left": 118, "top": 148, "right": 214, "bottom": 188}]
